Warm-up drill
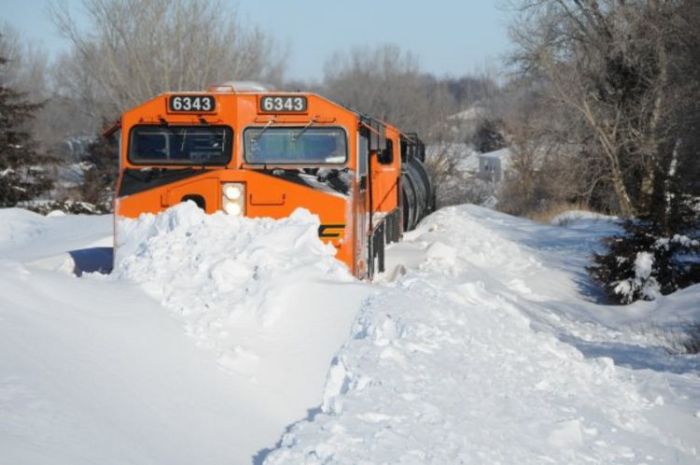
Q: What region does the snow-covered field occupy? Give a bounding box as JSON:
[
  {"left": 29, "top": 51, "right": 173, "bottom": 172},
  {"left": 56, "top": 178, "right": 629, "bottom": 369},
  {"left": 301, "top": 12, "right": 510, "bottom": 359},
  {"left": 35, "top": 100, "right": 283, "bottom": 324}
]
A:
[{"left": 1, "top": 204, "right": 698, "bottom": 464}]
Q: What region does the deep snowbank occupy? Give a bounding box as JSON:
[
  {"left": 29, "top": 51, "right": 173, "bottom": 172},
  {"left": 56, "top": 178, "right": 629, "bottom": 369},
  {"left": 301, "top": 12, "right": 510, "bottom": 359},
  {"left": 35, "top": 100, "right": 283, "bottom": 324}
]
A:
[
  {"left": 113, "top": 203, "right": 358, "bottom": 375},
  {"left": 0, "top": 208, "right": 111, "bottom": 266},
  {"left": 1, "top": 204, "right": 369, "bottom": 465},
  {"left": 263, "top": 206, "right": 700, "bottom": 465},
  {"left": 0, "top": 261, "right": 270, "bottom": 465},
  {"left": 2, "top": 204, "right": 698, "bottom": 465}
]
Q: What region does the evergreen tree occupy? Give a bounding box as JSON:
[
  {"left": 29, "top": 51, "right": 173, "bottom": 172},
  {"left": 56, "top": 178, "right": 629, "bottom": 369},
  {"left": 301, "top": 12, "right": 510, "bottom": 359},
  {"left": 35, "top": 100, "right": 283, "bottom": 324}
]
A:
[
  {"left": 79, "top": 130, "right": 118, "bottom": 211},
  {"left": 0, "top": 53, "right": 52, "bottom": 207},
  {"left": 589, "top": 220, "right": 700, "bottom": 304}
]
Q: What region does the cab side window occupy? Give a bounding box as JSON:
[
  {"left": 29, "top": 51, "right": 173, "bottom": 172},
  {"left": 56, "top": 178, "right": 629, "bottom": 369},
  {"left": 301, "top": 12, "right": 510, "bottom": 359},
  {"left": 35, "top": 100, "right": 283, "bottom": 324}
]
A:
[
  {"left": 378, "top": 139, "right": 394, "bottom": 165},
  {"left": 359, "top": 131, "right": 369, "bottom": 177}
]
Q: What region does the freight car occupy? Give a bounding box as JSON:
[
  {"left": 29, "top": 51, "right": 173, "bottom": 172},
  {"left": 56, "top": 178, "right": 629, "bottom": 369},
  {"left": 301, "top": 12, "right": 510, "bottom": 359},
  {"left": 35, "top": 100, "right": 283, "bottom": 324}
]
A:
[{"left": 111, "top": 82, "right": 435, "bottom": 279}]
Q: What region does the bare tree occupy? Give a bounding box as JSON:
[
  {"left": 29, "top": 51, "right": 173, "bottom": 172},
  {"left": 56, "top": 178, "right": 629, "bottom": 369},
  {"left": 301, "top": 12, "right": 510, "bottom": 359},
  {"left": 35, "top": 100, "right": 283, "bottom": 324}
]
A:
[
  {"left": 0, "top": 23, "right": 50, "bottom": 97},
  {"left": 50, "top": 0, "right": 285, "bottom": 119},
  {"left": 508, "top": 0, "right": 692, "bottom": 221},
  {"left": 0, "top": 23, "right": 66, "bottom": 154},
  {"left": 322, "top": 44, "right": 456, "bottom": 139}
]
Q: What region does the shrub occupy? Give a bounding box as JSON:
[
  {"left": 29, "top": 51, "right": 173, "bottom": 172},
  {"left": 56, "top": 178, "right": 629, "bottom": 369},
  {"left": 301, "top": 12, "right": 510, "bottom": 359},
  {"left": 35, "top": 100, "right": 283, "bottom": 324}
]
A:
[
  {"left": 22, "top": 199, "right": 111, "bottom": 215},
  {"left": 526, "top": 202, "right": 598, "bottom": 225},
  {"left": 589, "top": 220, "right": 700, "bottom": 304},
  {"left": 473, "top": 118, "right": 506, "bottom": 154}
]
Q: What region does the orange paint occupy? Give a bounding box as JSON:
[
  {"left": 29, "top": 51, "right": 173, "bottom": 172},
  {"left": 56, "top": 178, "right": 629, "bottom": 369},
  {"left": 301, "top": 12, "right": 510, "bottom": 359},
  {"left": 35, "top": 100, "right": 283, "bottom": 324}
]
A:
[{"left": 114, "top": 86, "right": 415, "bottom": 279}]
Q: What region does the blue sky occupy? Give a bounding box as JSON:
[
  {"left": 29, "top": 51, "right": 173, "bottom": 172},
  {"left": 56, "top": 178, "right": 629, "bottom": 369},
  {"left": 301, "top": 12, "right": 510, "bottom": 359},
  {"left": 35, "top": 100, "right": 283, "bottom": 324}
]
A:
[{"left": 0, "top": 0, "right": 512, "bottom": 81}]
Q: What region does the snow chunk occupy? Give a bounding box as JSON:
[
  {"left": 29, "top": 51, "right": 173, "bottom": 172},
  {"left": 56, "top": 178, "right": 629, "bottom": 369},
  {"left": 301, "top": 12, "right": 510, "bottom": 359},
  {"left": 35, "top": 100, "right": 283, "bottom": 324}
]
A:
[
  {"left": 548, "top": 419, "right": 585, "bottom": 449},
  {"left": 613, "top": 252, "right": 661, "bottom": 302},
  {"left": 655, "top": 234, "right": 700, "bottom": 250},
  {"left": 634, "top": 252, "right": 654, "bottom": 280}
]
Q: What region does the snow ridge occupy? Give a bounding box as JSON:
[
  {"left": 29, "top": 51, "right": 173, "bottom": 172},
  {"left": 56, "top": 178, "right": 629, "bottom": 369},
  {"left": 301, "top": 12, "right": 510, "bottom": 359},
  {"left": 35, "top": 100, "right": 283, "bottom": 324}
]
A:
[
  {"left": 114, "top": 202, "right": 352, "bottom": 373},
  {"left": 2, "top": 203, "right": 698, "bottom": 465},
  {"left": 263, "top": 206, "right": 698, "bottom": 465}
]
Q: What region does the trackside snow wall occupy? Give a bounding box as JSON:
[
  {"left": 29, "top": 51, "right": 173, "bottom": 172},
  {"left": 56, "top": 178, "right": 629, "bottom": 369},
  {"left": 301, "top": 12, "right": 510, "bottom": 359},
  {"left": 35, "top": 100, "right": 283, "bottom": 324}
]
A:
[{"left": 113, "top": 202, "right": 358, "bottom": 374}]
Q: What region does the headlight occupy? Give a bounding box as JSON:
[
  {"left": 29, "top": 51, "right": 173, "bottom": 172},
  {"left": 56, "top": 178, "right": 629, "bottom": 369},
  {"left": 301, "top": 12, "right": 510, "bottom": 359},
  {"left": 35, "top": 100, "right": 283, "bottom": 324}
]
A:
[
  {"left": 223, "top": 201, "right": 242, "bottom": 215},
  {"left": 224, "top": 184, "right": 243, "bottom": 200},
  {"left": 222, "top": 183, "right": 245, "bottom": 216}
]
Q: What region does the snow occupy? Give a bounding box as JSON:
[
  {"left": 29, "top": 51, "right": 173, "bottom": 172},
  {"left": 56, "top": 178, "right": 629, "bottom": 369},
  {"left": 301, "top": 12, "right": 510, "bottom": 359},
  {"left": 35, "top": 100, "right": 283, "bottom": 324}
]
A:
[
  {"left": 613, "top": 251, "right": 660, "bottom": 302},
  {"left": 479, "top": 146, "right": 512, "bottom": 161},
  {"left": 1, "top": 204, "right": 369, "bottom": 465},
  {"left": 550, "top": 209, "right": 619, "bottom": 226},
  {"left": 1, "top": 204, "right": 699, "bottom": 465},
  {"left": 113, "top": 203, "right": 366, "bottom": 379},
  {"left": 0, "top": 263, "right": 266, "bottom": 465},
  {"left": 655, "top": 234, "right": 700, "bottom": 249},
  {"left": 264, "top": 206, "right": 700, "bottom": 464},
  {"left": 0, "top": 208, "right": 111, "bottom": 267}
]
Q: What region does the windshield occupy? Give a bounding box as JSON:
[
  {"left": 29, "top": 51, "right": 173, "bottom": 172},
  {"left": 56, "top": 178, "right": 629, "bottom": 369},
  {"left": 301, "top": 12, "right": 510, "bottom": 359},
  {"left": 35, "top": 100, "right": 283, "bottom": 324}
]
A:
[
  {"left": 244, "top": 127, "right": 347, "bottom": 165},
  {"left": 128, "top": 126, "right": 232, "bottom": 165}
]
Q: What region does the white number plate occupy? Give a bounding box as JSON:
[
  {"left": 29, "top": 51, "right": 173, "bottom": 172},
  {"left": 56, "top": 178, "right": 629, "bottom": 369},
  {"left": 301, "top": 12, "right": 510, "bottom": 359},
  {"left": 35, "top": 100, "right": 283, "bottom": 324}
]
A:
[
  {"left": 168, "top": 95, "right": 216, "bottom": 113},
  {"left": 259, "top": 95, "right": 308, "bottom": 113}
]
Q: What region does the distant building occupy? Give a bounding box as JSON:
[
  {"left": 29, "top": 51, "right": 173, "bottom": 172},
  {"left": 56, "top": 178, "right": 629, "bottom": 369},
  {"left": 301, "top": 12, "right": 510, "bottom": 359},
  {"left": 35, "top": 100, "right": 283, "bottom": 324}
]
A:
[{"left": 478, "top": 148, "right": 511, "bottom": 183}]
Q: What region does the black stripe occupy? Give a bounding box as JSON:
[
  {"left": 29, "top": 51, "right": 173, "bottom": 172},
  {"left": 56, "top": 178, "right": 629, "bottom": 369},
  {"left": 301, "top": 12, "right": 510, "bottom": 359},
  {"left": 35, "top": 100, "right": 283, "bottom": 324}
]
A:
[{"left": 118, "top": 168, "right": 210, "bottom": 197}]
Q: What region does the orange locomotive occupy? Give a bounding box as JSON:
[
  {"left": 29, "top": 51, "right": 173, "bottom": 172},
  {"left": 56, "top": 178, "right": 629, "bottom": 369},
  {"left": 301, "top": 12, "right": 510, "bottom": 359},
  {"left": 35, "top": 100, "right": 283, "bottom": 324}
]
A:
[{"left": 113, "top": 82, "right": 434, "bottom": 279}]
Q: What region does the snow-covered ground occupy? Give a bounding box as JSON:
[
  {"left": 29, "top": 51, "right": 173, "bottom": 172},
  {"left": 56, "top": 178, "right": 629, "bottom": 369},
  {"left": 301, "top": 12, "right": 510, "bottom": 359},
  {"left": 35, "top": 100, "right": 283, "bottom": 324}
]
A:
[
  {"left": 1, "top": 204, "right": 698, "bottom": 464},
  {"left": 0, "top": 205, "right": 368, "bottom": 465}
]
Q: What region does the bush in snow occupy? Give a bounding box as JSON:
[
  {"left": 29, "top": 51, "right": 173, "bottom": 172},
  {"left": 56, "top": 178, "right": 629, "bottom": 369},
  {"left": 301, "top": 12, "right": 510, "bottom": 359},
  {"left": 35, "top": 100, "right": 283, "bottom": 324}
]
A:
[
  {"left": 589, "top": 220, "right": 700, "bottom": 304},
  {"left": 472, "top": 117, "right": 507, "bottom": 154},
  {"left": 438, "top": 175, "right": 497, "bottom": 208},
  {"left": 21, "top": 199, "right": 110, "bottom": 215}
]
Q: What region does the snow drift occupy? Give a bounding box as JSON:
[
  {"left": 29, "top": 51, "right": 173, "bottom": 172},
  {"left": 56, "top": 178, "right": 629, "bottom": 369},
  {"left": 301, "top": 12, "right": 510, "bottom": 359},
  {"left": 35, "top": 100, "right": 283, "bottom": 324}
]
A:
[
  {"left": 1, "top": 203, "right": 698, "bottom": 465},
  {"left": 0, "top": 204, "right": 369, "bottom": 465},
  {"left": 263, "top": 206, "right": 700, "bottom": 465},
  {"left": 114, "top": 202, "right": 358, "bottom": 374}
]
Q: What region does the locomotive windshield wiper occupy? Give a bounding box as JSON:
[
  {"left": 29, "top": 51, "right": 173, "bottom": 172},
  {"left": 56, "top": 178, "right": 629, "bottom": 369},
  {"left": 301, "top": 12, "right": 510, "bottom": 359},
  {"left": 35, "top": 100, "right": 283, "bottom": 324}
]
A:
[
  {"left": 180, "top": 128, "right": 188, "bottom": 152},
  {"left": 251, "top": 119, "right": 275, "bottom": 143},
  {"left": 291, "top": 120, "right": 316, "bottom": 142}
]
